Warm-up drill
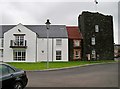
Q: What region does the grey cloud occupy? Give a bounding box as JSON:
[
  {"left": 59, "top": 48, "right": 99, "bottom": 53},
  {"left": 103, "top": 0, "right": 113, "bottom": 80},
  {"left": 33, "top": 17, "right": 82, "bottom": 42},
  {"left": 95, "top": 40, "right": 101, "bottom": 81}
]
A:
[{"left": 1, "top": 1, "right": 118, "bottom": 43}]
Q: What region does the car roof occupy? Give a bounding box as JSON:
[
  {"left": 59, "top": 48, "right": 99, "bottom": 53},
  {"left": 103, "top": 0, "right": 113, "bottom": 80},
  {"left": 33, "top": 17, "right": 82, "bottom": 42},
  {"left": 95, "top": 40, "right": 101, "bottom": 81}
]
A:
[
  {"left": 0, "top": 62, "right": 22, "bottom": 71},
  {"left": 0, "top": 62, "right": 10, "bottom": 66}
]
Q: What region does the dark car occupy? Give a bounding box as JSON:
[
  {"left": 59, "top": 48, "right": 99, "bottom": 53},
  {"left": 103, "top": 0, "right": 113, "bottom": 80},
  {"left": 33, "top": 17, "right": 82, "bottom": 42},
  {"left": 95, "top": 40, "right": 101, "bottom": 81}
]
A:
[{"left": 0, "top": 63, "right": 28, "bottom": 89}]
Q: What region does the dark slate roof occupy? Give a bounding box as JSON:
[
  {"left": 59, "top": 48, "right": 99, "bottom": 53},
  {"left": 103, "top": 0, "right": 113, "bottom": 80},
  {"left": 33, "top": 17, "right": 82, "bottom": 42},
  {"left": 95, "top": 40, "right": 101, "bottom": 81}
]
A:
[
  {"left": 0, "top": 25, "right": 16, "bottom": 38},
  {"left": 0, "top": 25, "right": 68, "bottom": 38}
]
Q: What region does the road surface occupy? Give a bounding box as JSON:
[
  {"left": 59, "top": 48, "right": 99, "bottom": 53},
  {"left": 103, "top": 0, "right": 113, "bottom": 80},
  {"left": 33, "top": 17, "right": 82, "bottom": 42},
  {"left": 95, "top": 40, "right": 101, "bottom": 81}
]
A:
[{"left": 26, "top": 63, "right": 118, "bottom": 87}]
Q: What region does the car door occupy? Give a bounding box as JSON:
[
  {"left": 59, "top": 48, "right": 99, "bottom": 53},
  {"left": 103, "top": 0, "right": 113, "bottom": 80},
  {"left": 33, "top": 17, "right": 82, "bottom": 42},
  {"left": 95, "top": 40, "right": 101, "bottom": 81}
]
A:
[{"left": 2, "top": 64, "right": 16, "bottom": 89}]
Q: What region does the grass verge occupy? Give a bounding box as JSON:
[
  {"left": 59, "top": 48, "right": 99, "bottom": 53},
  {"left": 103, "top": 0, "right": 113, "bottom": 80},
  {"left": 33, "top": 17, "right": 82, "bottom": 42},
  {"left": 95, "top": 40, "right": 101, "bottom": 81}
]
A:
[{"left": 7, "top": 60, "right": 116, "bottom": 70}]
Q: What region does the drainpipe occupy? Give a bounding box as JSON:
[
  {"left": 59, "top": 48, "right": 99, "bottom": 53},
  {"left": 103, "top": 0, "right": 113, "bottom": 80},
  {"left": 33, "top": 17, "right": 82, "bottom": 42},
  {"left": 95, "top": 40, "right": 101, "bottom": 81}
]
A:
[
  {"left": 36, "top": 34, "right": 37, "bottom": 62},
  {"left": 52, "top": 38, "right": 54, "bottom": 62}
]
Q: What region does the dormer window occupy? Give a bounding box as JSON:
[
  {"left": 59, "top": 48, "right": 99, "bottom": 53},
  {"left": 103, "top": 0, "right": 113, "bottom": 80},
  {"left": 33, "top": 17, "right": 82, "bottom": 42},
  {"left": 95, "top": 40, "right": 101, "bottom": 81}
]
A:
[{"left": 95, "top": 25, "right": 99, "bottom": 32}]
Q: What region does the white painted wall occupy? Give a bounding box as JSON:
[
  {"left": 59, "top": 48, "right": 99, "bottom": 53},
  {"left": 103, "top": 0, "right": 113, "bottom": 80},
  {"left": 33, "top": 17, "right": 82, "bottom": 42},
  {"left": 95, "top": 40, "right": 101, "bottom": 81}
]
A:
[
  {"left": 2, "top": 23, "right": 68, "bottom": 62},
  {"left": 37, "top": 38, "right": 68, "bottom": 62},
  {"left": 37, "top": 38, "right": 53, "bottom": 62},
  {"left": 53, "top": 38, "right": 68, "bottom": 62},
  {"left": 3, "top": 23, "right": 37, "bottom": 62}
]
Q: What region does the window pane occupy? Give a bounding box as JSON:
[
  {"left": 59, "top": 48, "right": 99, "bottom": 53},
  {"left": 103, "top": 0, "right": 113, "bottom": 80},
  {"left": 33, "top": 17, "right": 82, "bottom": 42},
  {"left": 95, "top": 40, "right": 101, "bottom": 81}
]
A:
[
  {"left": 56, "top": 39, "right": 62, "bottom": 46},
  {"left": 18, "top": 51, "right": 21, "bottom": 56},
  {"left": 56, "top": 51, "right": 62, "bottom": 60},
  {"left": 91, "top": 37, "right": 95, "bottom": 45},
  {"left": 15, "top": 36, "right": 24, "bottom": 46},
  {"left": 56, "top": 51, "right": 61, "bottom": 55},
  {"left": 91, "top": 50, "right": 96, "bottom": 58},
  {"left": 8, "top": 67, "right": 15, "bottom": 73},
  {"left": 22, "top": 51, "right": 25, "bottom": 56},
  {"left": 13, "top": 50, "right": 26, "bottom": 61},
  {"left": 56, "top": 57, "right": 61, "bottom": 60},
  {"left": 2, "top": 65, "right": 9, "bottom": 75},
  {"left": 95, "top": 25, "right": 99, "bottom": 32},
  {"left": 76, "top": 51, "right": 78, "bottom": 55},
  {"left": 74, "top": 40, "right": 80, "bottom": 47},
  {"left": 74, "top": 50, "right": 80, "bottom": 59},
  {"left": 20, "top": 36, "right": 24, "bottom": 46},
  {"left": 92, "top": 50, "right": 95, "bottom": 54}
]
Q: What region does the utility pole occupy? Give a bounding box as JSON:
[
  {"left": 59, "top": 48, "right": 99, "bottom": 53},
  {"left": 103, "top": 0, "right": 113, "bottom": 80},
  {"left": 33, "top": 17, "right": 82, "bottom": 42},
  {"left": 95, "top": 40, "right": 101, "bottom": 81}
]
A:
[{"left": 45, "top": 19, "right": 51, "bottom": 69}]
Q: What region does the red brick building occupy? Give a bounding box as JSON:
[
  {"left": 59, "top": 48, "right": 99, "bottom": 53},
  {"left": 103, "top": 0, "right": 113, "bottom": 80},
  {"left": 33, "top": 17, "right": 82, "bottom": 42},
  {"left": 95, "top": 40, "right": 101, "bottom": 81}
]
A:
[{"left": 66, "top": 26, "right": 83, "bottom": 61}]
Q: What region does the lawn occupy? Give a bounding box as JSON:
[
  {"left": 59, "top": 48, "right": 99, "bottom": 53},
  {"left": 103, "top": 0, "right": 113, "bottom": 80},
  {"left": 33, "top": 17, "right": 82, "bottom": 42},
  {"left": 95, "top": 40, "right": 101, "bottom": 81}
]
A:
[{"left": 7, "top": 60, "right": 116, "bottom": 70}]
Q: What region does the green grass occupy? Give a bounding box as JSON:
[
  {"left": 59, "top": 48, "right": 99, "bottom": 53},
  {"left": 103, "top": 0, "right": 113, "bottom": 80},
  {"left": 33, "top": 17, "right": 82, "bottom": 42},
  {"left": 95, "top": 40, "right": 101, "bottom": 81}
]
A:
[{"left": 7, "top": 60, "right": 116, "bottom": 70}]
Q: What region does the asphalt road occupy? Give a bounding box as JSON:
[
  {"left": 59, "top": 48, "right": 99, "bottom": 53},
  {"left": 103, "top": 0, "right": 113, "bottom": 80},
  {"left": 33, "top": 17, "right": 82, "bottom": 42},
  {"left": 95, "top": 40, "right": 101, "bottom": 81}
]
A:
[{"left": 26, "top": 63, "right": 118, "bottom": 87}]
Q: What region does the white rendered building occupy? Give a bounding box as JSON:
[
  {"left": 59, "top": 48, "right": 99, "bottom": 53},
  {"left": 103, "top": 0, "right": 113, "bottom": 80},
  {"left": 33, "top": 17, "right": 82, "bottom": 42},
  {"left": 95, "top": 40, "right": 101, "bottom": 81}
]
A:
[{"left": 0, "top": 23, "right": 68, "bottom": 62}]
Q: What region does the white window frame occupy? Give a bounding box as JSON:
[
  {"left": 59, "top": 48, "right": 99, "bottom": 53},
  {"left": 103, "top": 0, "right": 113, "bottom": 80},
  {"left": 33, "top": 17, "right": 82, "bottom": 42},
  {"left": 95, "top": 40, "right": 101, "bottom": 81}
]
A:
[
  {"left": 91, "top": 37, "right": 95, "bottom": 45},
  {"left": 91, "top": 50, "right": 96, "bottom": 58},
  {"left": 15, "top": 36, "right": 24, "bottom": 46},
  {"left": 56, "top": 39, "right": 62, "bottom": 46},
  {"left": 95, "top": 25, "right": 99, "bottom": 32},
  {"left": 13, "top": 49, "right": 26, "bottom": 61},
  {"left": 56, "top": 50, "right": 62, "bottom": 60},
  {"left": 74, "top": 40, "right": 80, "bottom": 47}
]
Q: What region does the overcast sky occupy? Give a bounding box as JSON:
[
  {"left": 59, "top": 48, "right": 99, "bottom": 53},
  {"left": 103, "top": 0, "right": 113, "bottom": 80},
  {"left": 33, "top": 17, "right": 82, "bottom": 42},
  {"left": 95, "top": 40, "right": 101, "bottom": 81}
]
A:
[{"left": 0, "top": 0, "right": 119, "bottom": 44}]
